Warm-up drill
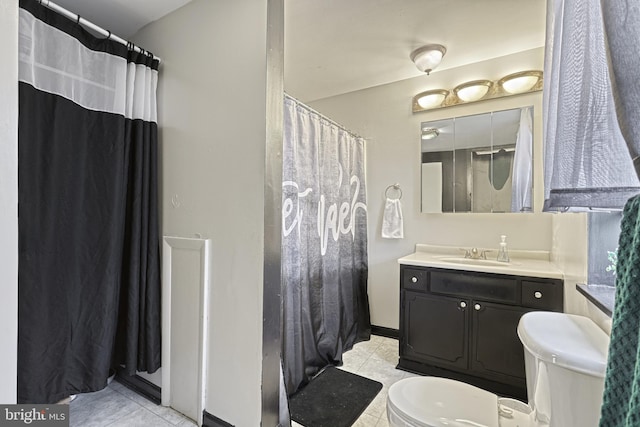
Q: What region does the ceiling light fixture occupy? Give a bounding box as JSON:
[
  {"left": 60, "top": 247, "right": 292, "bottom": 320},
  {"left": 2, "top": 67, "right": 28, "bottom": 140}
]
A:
[
  {"left": 453, "top": 80, "right": 492, "bottom": 103},
  {"left": 498, "top": 70, "right": 543, "bottom": 94},
  {"left": 410, "top": 44, "right": 447, "bottom": 75},
  {"left": 412, "top": 70, "right": 543, "bottom": 113}
]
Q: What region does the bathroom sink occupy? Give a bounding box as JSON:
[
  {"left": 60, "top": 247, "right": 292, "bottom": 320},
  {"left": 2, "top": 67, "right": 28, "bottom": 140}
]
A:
[{"left": 436, "top": 257, "right": 509, "bottom": 267}]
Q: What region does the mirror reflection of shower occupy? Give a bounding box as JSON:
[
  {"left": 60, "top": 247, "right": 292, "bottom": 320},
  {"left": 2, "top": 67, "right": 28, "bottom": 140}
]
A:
[{"left": 420, "top": 106, "right": 533, "bottom": 213}]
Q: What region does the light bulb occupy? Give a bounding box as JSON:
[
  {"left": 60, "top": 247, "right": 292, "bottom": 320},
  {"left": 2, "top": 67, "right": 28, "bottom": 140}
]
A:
[
  {"left": 414, "top": 89, "right": 448, "bottom": 110},
  {"left": 454, "top": 80, "right": 492, "bottom": 102},
  {"left": 499, "top": 71, "right": 542, "bottom": 94}
]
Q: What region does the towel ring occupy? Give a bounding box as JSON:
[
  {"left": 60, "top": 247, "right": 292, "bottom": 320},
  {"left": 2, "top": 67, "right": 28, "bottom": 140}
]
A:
[{"left": 385, "top": 183, "right": 402, "bottom": 200}]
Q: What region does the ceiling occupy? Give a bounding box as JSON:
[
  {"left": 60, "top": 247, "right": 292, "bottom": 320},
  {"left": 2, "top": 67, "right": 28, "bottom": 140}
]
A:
[
  {"left": 48, "top": 0, "right": 546, "bottom": 103},
  {"left": 51, "top": 0, "right": 192, "bottom": 39},
  {"left": 285, "top": 0, "right": 546, "bottom": 102}
]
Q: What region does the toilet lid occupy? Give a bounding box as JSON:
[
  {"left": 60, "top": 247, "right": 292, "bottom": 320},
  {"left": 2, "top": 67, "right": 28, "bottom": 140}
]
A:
[
  {"left": 518, "top": 312, "right": 609, "bottom": 377},
  {"left": 387, "top": 377, "right": 499, "bottom": 427}
]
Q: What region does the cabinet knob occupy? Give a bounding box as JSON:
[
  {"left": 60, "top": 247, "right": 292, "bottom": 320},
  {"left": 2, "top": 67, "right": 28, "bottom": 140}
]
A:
[
  {"left": 474, "top": 303, "right": 481, "bottom": 311},
  {"left": 411, "top": 276, "right": 418, "bottom": 283},
  {"left": 459, "top": 301, "right": 467, "bottom": 308},
  {"left": 534, "top": 291, "right": 543, "bottom": 299}
]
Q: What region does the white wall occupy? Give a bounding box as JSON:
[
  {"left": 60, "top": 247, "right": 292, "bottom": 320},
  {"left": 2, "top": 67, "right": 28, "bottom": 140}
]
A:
[
  {"left": 0, "top": 0, "right": 19, "bottom": 404},
  {"left": 133, "top": 1, "right": 271, "bottom": 424},
  {"left": 550, "top": 214, "right": 588, "bottom": 314},
  {"left": 309, "top": 48, "right": 554, "bottom": 329}
]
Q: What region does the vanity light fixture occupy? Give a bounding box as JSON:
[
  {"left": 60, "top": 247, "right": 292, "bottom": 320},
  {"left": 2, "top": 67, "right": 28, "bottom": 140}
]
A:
[
  {"left": 410, "top": 44, "right": 447, "bottom": 75},
  {"left": 421, "top": 127, "right": 440, "bottom": 140},
  {"left": 412, "top": 70, "right": 543, "bottom": 113},
  {"left": 498, "top": 70, "right": 543, "bottom": 94},
  {"left": 453, "top": 80, "right": 492, "bottom": 103},
  {"left": 414, "top": 89, "right": 449, "bottom": 110}
]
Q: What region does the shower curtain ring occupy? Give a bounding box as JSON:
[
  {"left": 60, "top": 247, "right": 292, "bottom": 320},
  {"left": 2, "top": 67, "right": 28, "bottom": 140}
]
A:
[{"left": 76, "top": 15, "right": 81, "bottom": 25}]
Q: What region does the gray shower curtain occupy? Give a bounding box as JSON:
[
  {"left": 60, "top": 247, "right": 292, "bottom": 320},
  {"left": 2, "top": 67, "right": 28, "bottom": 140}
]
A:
[
  {"left": 17, "top": 0, "right": 161, "bottom": 403},
  {"left": 282, "top": 95, "right": 371, "bottom": 394}
]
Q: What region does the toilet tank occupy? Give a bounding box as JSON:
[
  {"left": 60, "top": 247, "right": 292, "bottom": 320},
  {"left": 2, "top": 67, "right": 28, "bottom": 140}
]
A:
[{"left": 517, "top": 312, "right": 609, "bottom": 427}]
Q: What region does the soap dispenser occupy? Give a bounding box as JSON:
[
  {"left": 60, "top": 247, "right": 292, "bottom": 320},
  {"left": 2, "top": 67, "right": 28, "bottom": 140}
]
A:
[{"left": 497, "top": 235, "right": 510, "bottom": 262}]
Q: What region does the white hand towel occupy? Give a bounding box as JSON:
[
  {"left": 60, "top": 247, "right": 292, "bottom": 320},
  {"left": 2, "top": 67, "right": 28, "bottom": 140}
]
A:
[{"left": 382, "top": 198, "right": 404, "bottom": 239}]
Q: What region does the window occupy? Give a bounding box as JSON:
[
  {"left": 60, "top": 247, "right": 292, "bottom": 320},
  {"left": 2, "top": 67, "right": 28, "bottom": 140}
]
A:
[{"left": 588, "top": 212, "right": 622, "bottom": 286}]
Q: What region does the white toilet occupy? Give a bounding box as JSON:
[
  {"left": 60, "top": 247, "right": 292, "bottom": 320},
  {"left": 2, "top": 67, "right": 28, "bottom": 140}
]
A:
[{"left": 387, "top": 312, "right": 610, "bottom": 427}]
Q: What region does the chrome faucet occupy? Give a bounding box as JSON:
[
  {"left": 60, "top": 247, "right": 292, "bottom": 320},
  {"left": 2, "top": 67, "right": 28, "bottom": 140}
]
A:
[{"left": 464, "top": 247, "right": 489, "bottom": 259}]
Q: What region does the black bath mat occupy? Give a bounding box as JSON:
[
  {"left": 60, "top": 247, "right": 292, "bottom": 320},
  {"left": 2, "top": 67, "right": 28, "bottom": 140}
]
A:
[{"left": 289, "top": 366, "right": 383, "bottom": 427}]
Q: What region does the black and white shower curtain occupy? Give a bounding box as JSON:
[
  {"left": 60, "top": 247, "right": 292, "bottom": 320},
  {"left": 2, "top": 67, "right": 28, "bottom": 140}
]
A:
[
  {"left": 282, "top": 95, "right": 371, "bottom": 394},
  {"left": 17, "top": 0, "right": 161, "bottom": 403}
]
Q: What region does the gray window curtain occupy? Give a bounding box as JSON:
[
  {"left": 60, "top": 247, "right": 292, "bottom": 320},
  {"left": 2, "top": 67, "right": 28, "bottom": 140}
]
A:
[
  {"left": 542, "top": 0, "right": 640, "bottom": 211},
  {"left": 601, "top": 2, "right": 640, "bottom": 165}
]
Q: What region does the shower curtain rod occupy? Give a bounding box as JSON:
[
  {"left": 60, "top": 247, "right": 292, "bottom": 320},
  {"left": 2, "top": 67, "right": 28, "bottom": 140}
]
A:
[
  {"left": 37, "top": 0, "right": 162, "bottom": 63},
  {"left": 285, "top": 93, "right": 366, "bottom": 140}
]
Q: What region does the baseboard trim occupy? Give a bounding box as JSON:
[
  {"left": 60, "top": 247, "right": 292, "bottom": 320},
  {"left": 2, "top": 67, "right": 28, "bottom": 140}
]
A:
[
  {"left": 371, "top": 325, "right": 399, "bottom": 339},
  {"left": 114, "top": 370, "right": 161, "bottom": 405},
  {"left": 203, "top": 410, "right": 234, "bottom": 427}
]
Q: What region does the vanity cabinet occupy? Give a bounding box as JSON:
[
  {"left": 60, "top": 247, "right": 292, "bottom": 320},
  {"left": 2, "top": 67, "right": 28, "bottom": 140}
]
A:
[
  {"left": 398, "top": 265, "right": 563, "bottom": 399},
  {"left": 403, "top": 292, "right": 469, "bottom": 370},
  {"left": 471, "top": 301, "right": 530, "bottom": 381}
]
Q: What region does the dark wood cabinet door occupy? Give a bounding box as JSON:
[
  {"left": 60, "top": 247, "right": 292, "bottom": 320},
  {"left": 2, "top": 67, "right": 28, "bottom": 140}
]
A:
[
  {"left": 470, "top": 300, "right": 529, "bottom": 381},
  {"left": 401, "top": 291, "right": 469, "bottom": 370}
]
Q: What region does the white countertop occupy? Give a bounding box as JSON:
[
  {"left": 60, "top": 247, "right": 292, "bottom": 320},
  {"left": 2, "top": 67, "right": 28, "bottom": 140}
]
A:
[{"left": 398, "top": 244, "right": 564, "bottom": 280}]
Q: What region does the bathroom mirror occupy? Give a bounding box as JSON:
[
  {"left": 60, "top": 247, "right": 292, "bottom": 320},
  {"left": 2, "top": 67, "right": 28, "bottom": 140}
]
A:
[{"left": 421, "top": 107, "right": 533, "bottom": 213}]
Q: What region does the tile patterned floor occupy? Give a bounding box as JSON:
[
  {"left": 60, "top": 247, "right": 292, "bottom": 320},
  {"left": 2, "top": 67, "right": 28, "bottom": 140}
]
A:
[
  {"left": 69, "top": 335, "right": 407, "bottom": 427},
  {"left": 293, "top": 335, "right": 418, "bottom": 427},
  {"left": 69, "top": 380, "right": 196, "bottom": 427}
]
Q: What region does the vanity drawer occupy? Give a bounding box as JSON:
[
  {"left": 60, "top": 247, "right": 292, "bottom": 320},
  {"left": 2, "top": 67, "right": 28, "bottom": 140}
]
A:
[
  {"left": 402, "top": 268, "right": 429, "bottom": 291},
  {"left": 430, "top": 270, "right": 518, "bottom": 304},
  {"left": 521, "top": 280, "right": 563, "bottom": 311}
]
